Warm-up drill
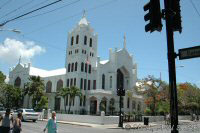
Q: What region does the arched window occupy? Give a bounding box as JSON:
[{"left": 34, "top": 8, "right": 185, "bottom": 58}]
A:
[
  {"left": 76, "top": 35, "right": 79, "bottom": 44},
  {"left": 68, "top": 63, "right": 71, "bottom": 72},
  {"left": 132, "top": 100, "right": 136, "bottom": 109},
  {"left": 89, "top": 64, "right": 91, "bottom": 73},
  {"left": 81, "top": 62, "right": 84, "bottom": 72},
  {"left": 89, "top": 38, "right": 92, "bottom": 47},
  {"left": 71, "top": 63, "right": 74, "bottom": 72},
  {"left": 14, "top": 77, "right": 21, "bottom": 88},
  {"left": 56, "top": 79, "right": 63, "bottom": 92},
  {"left": 74, "top": 78, "right": 76, "bottom": 86},
  {"left": 110, "top": 76, "right": 112, "bottom": 88},
  {"left": 137, "top": 103, "right": 141, "bottom": 111},
  {"left": 127, "top": 97, "right": 130, "bottom": 108},
  {"left": 71, "top": 36, "right": 74, "bottom": 46},
  {"left": 75, "top": 62, "right": 78, "bottom": 71},
  {"left": 102, "top": 74, "right": 105, "bottom": 89},
  {"left": 85, "top": 63, "right": 87, "bottom": 73},
  {"left": 46, "top": 81, "right": 52, "bottom": 93},
  {"left": 84, "top": 36, "right": 87, "bottom": 45}
]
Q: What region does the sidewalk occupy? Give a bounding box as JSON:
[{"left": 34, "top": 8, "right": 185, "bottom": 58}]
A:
[{"left": 39, "top": 119, "right": 157, "bottom": 129}]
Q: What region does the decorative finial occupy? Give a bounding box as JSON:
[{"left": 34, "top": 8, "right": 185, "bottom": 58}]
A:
[
  {"left": 18, "top": 56, "right": 21, "bottom": 64},
  {"left": 123, "top": 33, "right": 126, "bottom": 49},
  {"left": 83, "top": 9, "right": 86, "bottom": 18}
]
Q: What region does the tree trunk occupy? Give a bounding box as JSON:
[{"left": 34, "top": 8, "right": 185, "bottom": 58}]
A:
[
  {"left": 64, "top": 96, "right": 66, "bottom": 113},
  {"left": 68, "top": 99, "right": 72, "bottom": 114}
]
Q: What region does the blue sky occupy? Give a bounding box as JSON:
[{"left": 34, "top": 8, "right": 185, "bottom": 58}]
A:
[{"left": 0, "top": 0, "right": 199, "bottom": 87}]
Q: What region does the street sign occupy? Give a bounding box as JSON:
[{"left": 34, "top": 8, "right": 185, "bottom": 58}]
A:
[{"left": 178, "top": 46, "right": 200, "bottom": 60}]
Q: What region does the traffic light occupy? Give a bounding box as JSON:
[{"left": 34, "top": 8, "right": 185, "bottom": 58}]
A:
[
  {"left": 117, "top": 88, "right": 120, "bottom": 96},
  {"left": 117, "top": 88, "right": 125, "bottom": 96},
  {"left": 143, "top": 0, "right": 162, "bottom": 32},
  {"left": 171, "top": 0, "right": 182, "bottom": 33}
]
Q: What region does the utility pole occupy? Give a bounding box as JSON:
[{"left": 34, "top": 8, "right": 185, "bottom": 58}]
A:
[
  {"left": 143, "top": 0, "right": 182, "bottom": 132},
  {"left": 164, "top": 0, "right": 178, "bottom": 132},
  {"left": 117, "top": 88, "right": 125, "bottom": 127}
]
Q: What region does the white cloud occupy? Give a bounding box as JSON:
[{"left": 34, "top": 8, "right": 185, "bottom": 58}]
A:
[{"left": 0, "top": 38, "right": 45, "bottom": 64}]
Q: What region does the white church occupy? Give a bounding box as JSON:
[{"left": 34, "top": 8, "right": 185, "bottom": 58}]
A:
[{"left": 8, "top": 14, "right": 144, "bottom": 115}]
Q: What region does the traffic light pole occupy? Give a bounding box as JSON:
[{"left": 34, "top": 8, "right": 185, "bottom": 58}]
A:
[{"left": 164, "top": 0, "right": 179, "bottom": 133}]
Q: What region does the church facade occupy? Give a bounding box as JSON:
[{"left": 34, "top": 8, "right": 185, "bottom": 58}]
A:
[{"left": 9, "top": 15, "right": 144, "bottom": 115}]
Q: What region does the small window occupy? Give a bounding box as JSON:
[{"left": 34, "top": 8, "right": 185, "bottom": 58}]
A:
[
  {"left": 80, "top": 78, "right": 83, "bottom": 89},
  {"left": 93, "top": 80, "right": 96, "bottom": 90},
  {"left": 81, "top": 62, "right": 84, "bottom": 72},
  {"left": 102, "top": 74, "right": 105, "bottom": 89},
  {"left": 68, "top": 64, "right": 71, "bottom": 72},
  {"left": 75, "top": 62, "right": 78, "bottom": 71},
  {"left": 74, "top": 78, "right": 76, "bottom": 86},
  {"left": 89, "top": 65, "right": 91, "bottom": 74},
  {"left": 84, "top": 79, "right": 87, "bottom": 90},
  {"left": 71, "top": 63, "right": 74, "bottom": 72},
  {"left": 89, "top": 38, "right": 92, "bottom": 47},
  {"left": 127, "top": 97, "right": 130, "bottom": 108},
  {"left": 88, "top": 80, "right": 90, "bottom": 90},
  {"left": 71, "top": 36, "right": 74, "bottom": 46},
  {"left": 85, "top": 63, "right": 87, "bottom": 73},
  {"left": 67, "top": 79, "right": 69, "bottom": 87},
  {"left": 84, "top": 36, "right": 87, "bottom": 45},
  {"left": 76, "top": 35, "right": 79, "bottom": 44},
  {"left": 70, "top": 78, "right": 73, "bottom": 86}
]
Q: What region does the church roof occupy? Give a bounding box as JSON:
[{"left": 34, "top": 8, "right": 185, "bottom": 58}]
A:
[
  {"left": 78, "top": 16, "right": 89, "bottom": 26},
  {"left": 29, "top": 67, "right": 66, "bottom": 77}
]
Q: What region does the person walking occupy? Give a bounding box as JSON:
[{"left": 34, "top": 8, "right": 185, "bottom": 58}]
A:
[
  {"left": 12, "top": 112, "right": 22, "bottom": 133},
  {"left": 43, "top": 111, "right": 58, "bottom": 133},
  {"left": 0, "top": 108, "right": 13, "bottom": 133}
]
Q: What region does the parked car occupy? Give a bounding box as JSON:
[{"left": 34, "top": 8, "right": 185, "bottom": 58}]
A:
[{"left": 14, "top": 109, "right": 39, "bottom": 122}]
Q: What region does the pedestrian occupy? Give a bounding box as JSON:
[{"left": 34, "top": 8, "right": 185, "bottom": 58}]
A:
[
  {"left": 12, "top": 112, "right": 22, "bottom": 133},
  {"left": 43, "top": 111, "right": 58, "bottom": 133},
  {"left": 0, "top": 108, "right": 13, "bottom": 133}
]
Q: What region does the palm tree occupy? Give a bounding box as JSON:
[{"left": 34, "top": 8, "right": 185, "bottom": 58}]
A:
[
  {"left": 23, "top": 76, "right": 45, "bottom": 109},
  {"left": 57, "top": 87, "right": 70, "bottom": 113},
  {"left": 68, "top": 86, "right": 82, "bottom": 113}
]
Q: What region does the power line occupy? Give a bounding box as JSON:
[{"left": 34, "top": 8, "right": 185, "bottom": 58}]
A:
[
  {"left": 24, "top": 0, "right": 119, "bottom": 35},
  {"left": 190, "top": 0, "right": 200, "bottom": 18},
  {"left": 0, "top": 0, "right": 35, "bottom": 20},
  {"left": 0, "top": 0, "right": 63, "bottom": 27},
  {"left": 19, "top": 0, "right": 80, "bottom": 20},
  {"left": 0, "top": 0, "right": 13, "bottom": 10},
  {"left": 7, "top": 0, "right": 53, "bottom": 20}
]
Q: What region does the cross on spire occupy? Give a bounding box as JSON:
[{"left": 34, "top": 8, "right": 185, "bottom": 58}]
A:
[
  {"left": 18, "top": 56, "right": 21, "bottom": 64},
  {"left": 83, "top": 9, "right": 86, "bottom": 18},
  {"left": 123, "top": 33, "right": 126, "bottom": 49}
]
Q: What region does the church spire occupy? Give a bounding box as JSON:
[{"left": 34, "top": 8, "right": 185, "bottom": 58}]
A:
[
  {"left": 18, "top": 56, "right": 21, "bottom": 64},
  {"left": 123, "top": 33, "right": 126, "bottom": 49},
  {"left": 82, "top": 9, "right": 86, "bottom": 18}
]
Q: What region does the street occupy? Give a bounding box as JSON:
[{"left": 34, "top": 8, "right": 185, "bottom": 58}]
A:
[{"left": 20, "top": 120, "right": 200, "bottom": 133}]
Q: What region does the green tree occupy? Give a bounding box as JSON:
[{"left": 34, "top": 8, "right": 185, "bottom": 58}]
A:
[
  {"left": 67, "top": 86, "right": 82, "bottom": 113},
  {"left": 57, "top": 87, "right": 70, "bottom": 113},
  {"left": 142, "top": 75, "right": 169, "bottom": 115},
  {"left": 35, "top": 96, "right": 48, "bottom": 111},
  {"left": 24, "top": 76, "right": 45, "bottom": 109},
  {"left": 1, "top": 84, "right": 22, "bottom": 109}
]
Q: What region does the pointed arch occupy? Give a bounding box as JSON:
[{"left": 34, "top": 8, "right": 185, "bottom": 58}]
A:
[
  {"left": 46, "top": 81, "right": 52, "bottom": 93},
  {"left": 68, "top": 63, "right": 71, "bottom": 72},
  {"left": 56, "top": 79, "right": 63, "bottom": 92},
  {"left": 76, "top": 35, "right": 79, "bottom": 44},
  {"left": 14, "top": 77, "right": 21, "bottom": 88},
  {"left": 89, "top": 38, "right": 92, "bottom": 47},
  {"left": 71, "top": 36, "right": 74, "bottom": 46},
  {"left": 84, "top": 36, "right": 87, "bottom": 45}
]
